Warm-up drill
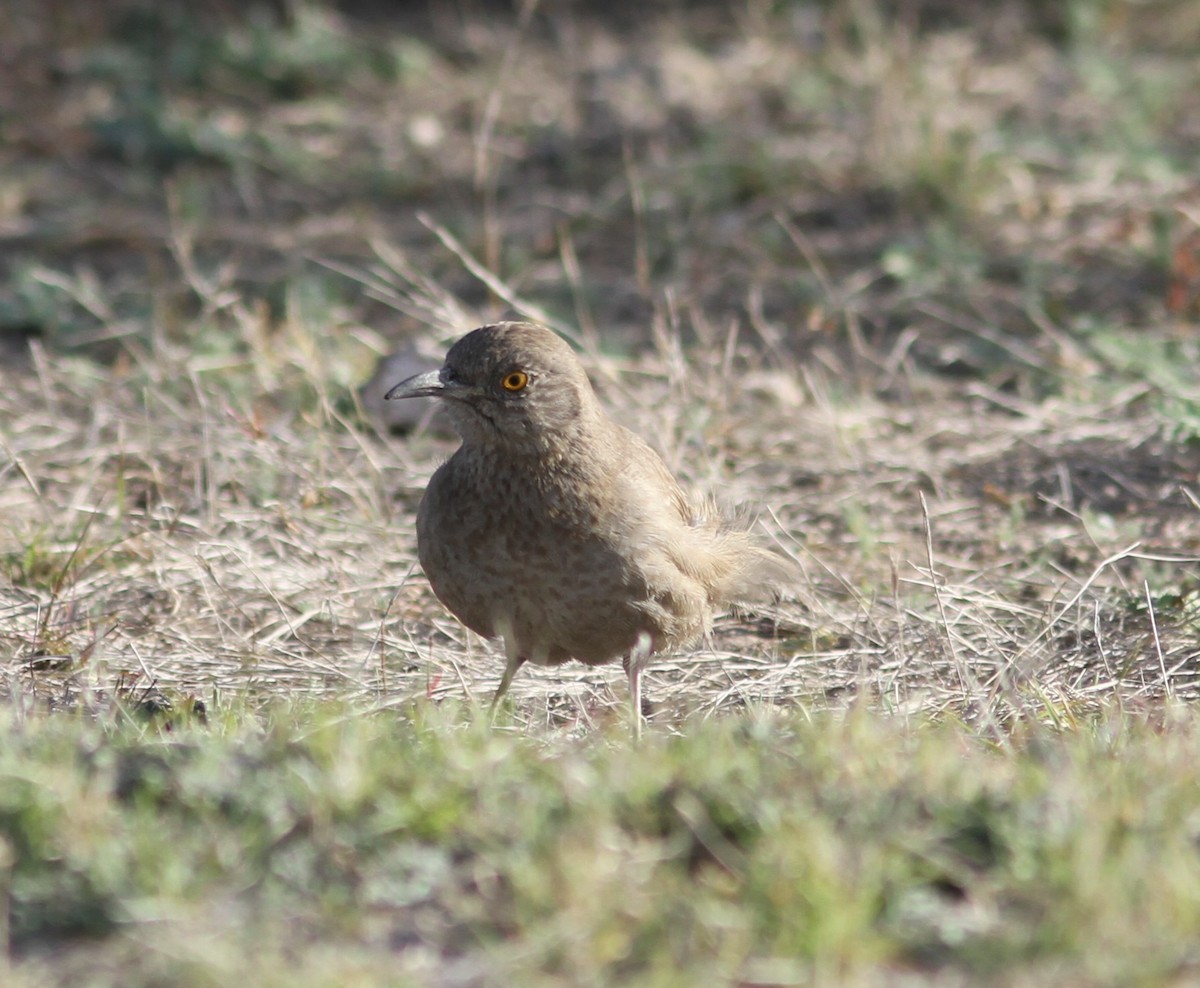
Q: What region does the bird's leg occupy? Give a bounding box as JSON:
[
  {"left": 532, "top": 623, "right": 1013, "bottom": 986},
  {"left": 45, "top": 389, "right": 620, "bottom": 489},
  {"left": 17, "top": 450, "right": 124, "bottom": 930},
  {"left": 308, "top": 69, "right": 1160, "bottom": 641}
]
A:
[
  {"left": 623, "top": 632, "right": 653, "bottom": 740},
  {"left": 490, "top": 652, "right": 525, "bottom": 714},
  {"left": 490, "top": 620, "right": 525, "bottom": 718}
]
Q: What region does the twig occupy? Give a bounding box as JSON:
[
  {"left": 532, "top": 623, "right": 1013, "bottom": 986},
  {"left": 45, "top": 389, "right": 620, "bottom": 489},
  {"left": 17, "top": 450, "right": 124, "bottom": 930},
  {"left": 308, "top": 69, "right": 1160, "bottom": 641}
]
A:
[
  {"left": 365, "top": 564, "right": 416, "bottom": 692},
  {"left": 919, "top": 491, "right": 963, "bottom": 692},
  {"left": 416, "top": 212, "right": 577, "bottom": 341},
  {"left": 1013, "top": 542, "right": 1143, "bottom": 663},
  {"left": 1144, "top": 580, "right": 1170, "bottom": 697}
]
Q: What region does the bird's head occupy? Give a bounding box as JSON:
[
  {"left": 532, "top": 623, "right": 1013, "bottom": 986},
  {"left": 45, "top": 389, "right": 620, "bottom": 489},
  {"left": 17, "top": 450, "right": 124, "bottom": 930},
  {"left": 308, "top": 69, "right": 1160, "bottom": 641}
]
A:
[{"left": 385, "top": 322, "right": 598, "bottom": 453}]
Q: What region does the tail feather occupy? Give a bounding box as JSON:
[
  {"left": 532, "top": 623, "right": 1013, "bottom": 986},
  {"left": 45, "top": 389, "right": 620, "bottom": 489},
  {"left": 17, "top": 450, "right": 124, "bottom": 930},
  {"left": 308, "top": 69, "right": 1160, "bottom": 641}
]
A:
[
  {"left": 675, "top": 509, "right": 793, "bottom": 608},
  {"left": 708, "top": 530, "right": 793, "bottom": 607}
]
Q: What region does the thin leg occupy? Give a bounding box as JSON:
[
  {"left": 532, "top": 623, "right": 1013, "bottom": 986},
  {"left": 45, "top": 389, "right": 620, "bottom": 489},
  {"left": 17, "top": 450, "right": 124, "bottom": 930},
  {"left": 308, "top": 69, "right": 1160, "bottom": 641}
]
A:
[
  {"left": 490, "top": 627, "right": 525, "bottom": 718},
  {"left": 624, "top": 655, "right": 641, "bottom": 741},
  {"left": 623, "top": 632, "right": 653, "bottom": 740},
  {"left": 490, "top": 652, "right": 525, "bottom": 713}
]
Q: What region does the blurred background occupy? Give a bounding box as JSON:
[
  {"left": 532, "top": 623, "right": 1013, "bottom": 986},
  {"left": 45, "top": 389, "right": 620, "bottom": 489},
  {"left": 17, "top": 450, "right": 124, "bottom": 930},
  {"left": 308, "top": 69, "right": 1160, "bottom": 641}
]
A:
[{"left": 1, "top": 0, "right": 1198, "bottom": 413}]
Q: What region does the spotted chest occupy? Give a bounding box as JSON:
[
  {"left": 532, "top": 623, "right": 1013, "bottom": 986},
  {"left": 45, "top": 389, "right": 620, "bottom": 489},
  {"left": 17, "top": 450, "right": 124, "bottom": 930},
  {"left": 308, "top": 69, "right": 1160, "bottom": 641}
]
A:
[{"left": 414, "top": 449, "right": 699, "bottom": 665}]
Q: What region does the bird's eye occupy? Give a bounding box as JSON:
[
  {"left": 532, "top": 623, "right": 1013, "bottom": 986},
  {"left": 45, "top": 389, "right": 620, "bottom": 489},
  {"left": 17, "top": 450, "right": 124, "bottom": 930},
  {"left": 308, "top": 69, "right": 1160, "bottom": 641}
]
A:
[{"left": 501, "top": 370, "right": 528, "bottom": 392}]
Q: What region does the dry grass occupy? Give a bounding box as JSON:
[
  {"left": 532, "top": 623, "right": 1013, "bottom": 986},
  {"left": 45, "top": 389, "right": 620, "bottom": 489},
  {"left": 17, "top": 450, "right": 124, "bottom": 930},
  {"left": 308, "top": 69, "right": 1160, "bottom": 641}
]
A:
[
  {"left": 2, "top": 299, "right": 1197, "bottom": 732},
  {"left": 2, "top": 0, "right": 1200, "bottom": 733}
]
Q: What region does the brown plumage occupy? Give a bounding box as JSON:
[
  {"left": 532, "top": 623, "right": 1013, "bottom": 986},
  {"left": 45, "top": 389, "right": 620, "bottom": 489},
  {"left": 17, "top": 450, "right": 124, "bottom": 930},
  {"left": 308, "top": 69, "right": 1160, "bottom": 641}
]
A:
[{"left": 386, "top": 321, "right": 784, "bottom": 730}]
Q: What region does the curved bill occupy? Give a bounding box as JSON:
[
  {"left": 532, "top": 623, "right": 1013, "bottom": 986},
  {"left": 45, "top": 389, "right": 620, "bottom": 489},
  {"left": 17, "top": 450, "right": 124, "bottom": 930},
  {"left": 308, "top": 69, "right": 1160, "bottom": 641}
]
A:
[{"left": 385, "top": 370, "right": 444, "bottom": 400}]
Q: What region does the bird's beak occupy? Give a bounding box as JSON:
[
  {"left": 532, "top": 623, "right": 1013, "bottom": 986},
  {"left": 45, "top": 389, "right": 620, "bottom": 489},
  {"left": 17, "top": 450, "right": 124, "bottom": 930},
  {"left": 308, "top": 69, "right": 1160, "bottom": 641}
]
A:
[{"left": 385, "top": 369, "right": 445, "bottom": 400}]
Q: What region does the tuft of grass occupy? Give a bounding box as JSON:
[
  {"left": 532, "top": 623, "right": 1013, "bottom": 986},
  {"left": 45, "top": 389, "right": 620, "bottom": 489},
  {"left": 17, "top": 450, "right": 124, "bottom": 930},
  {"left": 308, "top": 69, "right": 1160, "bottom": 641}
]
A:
[{"left": 1074, "top": 321, "right": 1200, "bottom": 443}]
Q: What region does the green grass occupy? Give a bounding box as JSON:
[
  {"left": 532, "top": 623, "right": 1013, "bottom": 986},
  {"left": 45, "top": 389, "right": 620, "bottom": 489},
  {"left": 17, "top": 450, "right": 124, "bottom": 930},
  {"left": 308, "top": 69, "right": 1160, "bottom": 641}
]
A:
[{"left": 2, "top": 702, "right": 1199, "bottom": 986}]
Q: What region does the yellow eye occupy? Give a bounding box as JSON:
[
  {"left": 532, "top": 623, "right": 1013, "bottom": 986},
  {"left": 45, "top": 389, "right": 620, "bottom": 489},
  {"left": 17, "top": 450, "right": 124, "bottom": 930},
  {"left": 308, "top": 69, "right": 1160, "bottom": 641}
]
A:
[{"left": 501, "top": 370, "right": 528, "bottom": 392}]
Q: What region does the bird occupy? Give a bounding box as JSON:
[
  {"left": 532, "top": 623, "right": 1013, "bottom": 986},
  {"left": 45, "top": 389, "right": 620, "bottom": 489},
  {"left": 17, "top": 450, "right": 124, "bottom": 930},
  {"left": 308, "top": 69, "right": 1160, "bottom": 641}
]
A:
[{"left": 386, "top": 321, "right": 785, "bottom": 733}]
